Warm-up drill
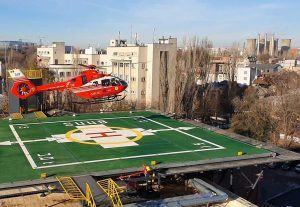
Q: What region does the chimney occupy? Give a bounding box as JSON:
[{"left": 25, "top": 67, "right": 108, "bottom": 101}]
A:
[
  {"left": 257, "top": 34, "right": 261, "bottom": 56},
  {"left": 264, "top": 33, "right": 268, "bottom": 54},
  {"left": 270, "top": 35, "right": 275, "bottom": 57}
]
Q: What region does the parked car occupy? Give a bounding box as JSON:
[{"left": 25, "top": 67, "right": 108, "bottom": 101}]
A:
[
  {"left": 281, "top": 161, "right": 293, "bottom": 171},
  {"left": 294, "top": 164, "right": 300, "bottom": 173},
  {"left": 267, "top": 162, "right": 282, "bottom": 169}
]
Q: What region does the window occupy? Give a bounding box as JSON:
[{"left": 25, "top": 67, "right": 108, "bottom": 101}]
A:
[
  {"left": 119, "top": 63, "right": 123, "bottom": 67},
  {"left": 131, "top": 77, "right": 136, "bottom": 81},
  {"left": 101, "top": 79, "right": 111, "bottom": 86},
  {"left": 141, "top": 63, "right": 145, "bottom": 69},
  {"left": 244, "top": 71, "right": 248, "bottom": 75},
  {"left": 59, "top": 72, "right": 64, "bottom": 78},
  {"left": 113, "top": 62, "right": 118, "bottom": 66},
  {"left": 93, "top": 81, "right": 99, "bottom": 86},
  {"left": 82, "top": 75, "right": 88, "bottom": 84},
  {"left": 113, "top": 52, "right": 118, "bottom": 56},
  {"left": 141, "top": 77, "right": 146, "bottom": 82},
  {"left": 131, "top": 90, "right": 135, "bottom": 94},
  {"left": 66, "top": 72, "right": 71, "bottom": 77},
  {"left": 244, "top": 77, "right": 247, "bottom": 81},
  {"left": 124, "top": 63, "right": 130, "bottom": 67},
  {"left": 141, "top": 90, "right": 145, "bottom": 95}
]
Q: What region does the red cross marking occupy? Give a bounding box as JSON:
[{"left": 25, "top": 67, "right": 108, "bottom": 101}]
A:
[{"left": 86, "top": 131, "right": 122, "bottom": 138}]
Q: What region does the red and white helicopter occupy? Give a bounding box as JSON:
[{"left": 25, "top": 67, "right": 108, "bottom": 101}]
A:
[{"left": 8, "top": 64, "right": 128, "bottom": 104}]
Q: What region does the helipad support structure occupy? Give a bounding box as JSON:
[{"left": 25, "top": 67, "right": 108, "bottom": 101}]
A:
[{"left": 0, "top": 111, "right": 299, "bottom": 187}]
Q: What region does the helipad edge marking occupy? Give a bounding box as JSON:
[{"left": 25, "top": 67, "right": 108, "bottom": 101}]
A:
[{"left": 35, "top": 147, "right": 221, "bottom": 169}]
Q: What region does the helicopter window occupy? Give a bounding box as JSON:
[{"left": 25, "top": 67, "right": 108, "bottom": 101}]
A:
[
  {"left": 93, "top": 81, "right": 99, "bottom": 86},
  {"left": 82, "top": 75, "right": 88, "bottom": 84},
  {"left": 115, "top": 79, "right": 121, "bottom": 85},
  {"left": 101, "top": 79, "right": 110, "bottom": 87},
  {"left": 71, "top": 78, "right": 76, "bottom": 83},
  {"left": 111, "top": 78, "right": 117, "bottom": 86}
]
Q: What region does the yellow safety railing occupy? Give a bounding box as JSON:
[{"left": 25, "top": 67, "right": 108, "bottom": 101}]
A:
[
  {"left": 10, "top": 113, "right": 23, "bottom": 120},
  {"left": 97, "top": 178, "right": 123, "bottom": 207},
  {"left": 86, "top": 183, "right": 96, "bottom": 207},
  {"left": 56, "top": 176, "right": 86, "bottom": 200},
  {"left": 57, "top": 177, "right": 96, "bottom": 207},
  {"left": 34, "top": 111, "right": 47, "bottom": 119}
]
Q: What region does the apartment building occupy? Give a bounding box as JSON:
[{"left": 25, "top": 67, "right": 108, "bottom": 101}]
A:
[{"left": 37, "top": 37, "right": 177, "bottom": 108}]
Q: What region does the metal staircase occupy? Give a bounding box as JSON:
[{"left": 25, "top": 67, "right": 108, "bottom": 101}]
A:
[
  {"left": 56, "top": 176, "right": 86, "bottom": 200},
  {"left": 97, "top": 178, "right": 124, "bottom": 207}
]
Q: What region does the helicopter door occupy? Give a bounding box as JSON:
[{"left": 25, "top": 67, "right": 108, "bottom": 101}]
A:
[{"left": 81, "top": 75, "right": 88, "bottom": 85}]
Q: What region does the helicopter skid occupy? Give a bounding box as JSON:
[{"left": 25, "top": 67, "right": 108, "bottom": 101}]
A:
[{"left": 73, "top": 93, "right": 127, "bottom": 104}]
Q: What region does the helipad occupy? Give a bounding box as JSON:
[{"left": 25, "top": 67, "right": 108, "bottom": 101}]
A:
[{"left": 0, "top": 111, "right": 271, "bottom": 184}]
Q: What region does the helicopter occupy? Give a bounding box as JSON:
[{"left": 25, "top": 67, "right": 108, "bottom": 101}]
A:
[{"left": 8, "top": 64, "right": 128, "bottom": 104}]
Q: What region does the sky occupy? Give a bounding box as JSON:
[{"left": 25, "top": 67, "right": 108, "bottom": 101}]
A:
[{"left": 0, "top": 0, "right": 299, "bottom": 48}]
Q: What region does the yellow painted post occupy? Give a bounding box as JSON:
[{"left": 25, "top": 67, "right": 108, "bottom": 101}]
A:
[
  {"left": 151, "top": 160, "right": 157, "bottom": 166},
  {"left": 237, "top": 151, "right": 244, "bottom": 156},
  {"left": 40, "top": 173, "right": 47, "bottom": 178}
]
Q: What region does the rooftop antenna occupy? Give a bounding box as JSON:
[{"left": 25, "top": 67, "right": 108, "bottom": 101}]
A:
[
  {"left": 135, "top": 33, "right": 138, "bottom": 45},
  {"left": 118, "top": 31, "right": 120, "bottom": 47},
  {"left": 130, "top": 25, "right": 133, "bottom": 44},
  {"left": 152, "top": 28, "right": 156, "bottom": 43}
]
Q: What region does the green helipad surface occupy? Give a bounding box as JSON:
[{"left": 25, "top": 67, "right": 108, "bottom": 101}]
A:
[{"left": 0, "top": 111, "right": 269, "bottom": 184}]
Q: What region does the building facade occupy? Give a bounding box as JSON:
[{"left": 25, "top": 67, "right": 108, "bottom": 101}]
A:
[{"left": 37, "top": 37, "right": 177, "bottom": 108}]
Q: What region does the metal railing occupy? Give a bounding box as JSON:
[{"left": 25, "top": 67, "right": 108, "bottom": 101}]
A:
[{"left": 97, "top": 178, "right": 123, "bottom": 207}]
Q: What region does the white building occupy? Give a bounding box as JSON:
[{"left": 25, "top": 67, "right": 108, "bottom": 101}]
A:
[
  {"left": 37, "top": 37, "right": 177, "bottom": 108},
  {"left": 236, "top": 67, "right": 258, "bottom": 86},
  {"left": 279, "top": 59, "right": 300, "bottom": 70},
  {"left": 37, "top": 42, "right": 65, "bottom": 66}
]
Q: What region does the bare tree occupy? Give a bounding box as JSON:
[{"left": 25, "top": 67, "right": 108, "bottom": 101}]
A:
[
  {"left": 231, "top": 71, "right": 300, "bottom": 148},
  {"left": 169, "top": 37, "right": 212, "bottom": 119}
]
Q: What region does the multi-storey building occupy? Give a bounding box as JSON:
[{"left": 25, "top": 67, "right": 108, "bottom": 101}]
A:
[{"left": 37, "top": 37, "right": 177, "bottom": 108}]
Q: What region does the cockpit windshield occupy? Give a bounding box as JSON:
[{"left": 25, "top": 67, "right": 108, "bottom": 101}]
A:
[{"left": 101, "top": 77, "right": 127, "bottom": 87}]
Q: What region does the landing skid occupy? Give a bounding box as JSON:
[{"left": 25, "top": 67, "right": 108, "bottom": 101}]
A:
[{"left": 72, "top": 93, "right": 127, "bottom": 104}]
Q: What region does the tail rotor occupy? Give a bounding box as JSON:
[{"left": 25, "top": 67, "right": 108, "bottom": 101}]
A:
[{"left": 8, "top": 69, "right": 37, "bottom": 99}]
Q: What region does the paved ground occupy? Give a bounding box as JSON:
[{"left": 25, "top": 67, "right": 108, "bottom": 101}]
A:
[
  {"left": 0, "top": 111, "right": 269, "bottom": 184},
  {"left": 262, "top": 166, "right": 300, "bottom": 205}
]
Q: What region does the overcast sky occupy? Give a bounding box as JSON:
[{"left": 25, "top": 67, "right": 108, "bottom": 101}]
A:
[{"left": 0, "top": 0, "right": 299, "bottom": 48}]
